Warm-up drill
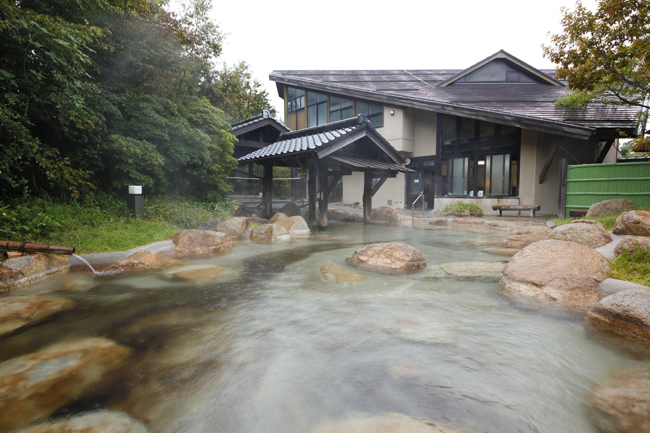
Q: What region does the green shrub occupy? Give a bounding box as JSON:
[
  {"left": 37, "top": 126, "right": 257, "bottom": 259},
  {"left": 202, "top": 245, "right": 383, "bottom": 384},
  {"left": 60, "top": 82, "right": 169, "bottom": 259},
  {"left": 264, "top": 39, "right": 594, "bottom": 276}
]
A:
[
  {"left": 443, "top": 201, "right": 484, "bottom": 217},
  {"left": 609, "top": 244, "right": 650, "bottom": 287}
]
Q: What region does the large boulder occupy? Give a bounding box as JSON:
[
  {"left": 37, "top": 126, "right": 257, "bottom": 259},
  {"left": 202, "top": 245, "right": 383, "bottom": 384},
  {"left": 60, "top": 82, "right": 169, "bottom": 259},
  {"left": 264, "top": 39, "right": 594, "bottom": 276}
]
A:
[
  {"left": 212, "top": 217, "right": 250, "bottom": 237},
  {"left": 16, "top": 410, "right": 149, "bottom": 433},
  {"left": 102, "top": 252, "right": 180, "bottom": 273},
  {"left": 346, "top": 242, "right": 426, "bottom": 273},
  {"left": 428, "top": 217, "right": 449, "bottom": 226},
  {"left": 502, "top": 233, "right": 548, "bottom": 249},
  {"left": 327, "top": 209, "right": 346, "bottom": 220},
  {"left": 268, "top": 212, "right": 287, "bottom": 224},
  {"left": 0, "top": 254, "right": 69, "bottom": 292},
  {"left": 499, "top": 240, "right": 610, "bottom": 308},
  {"left": 0, "top": 296, "right": 74, "bottom": 338},
  {"left": 170, "top": 230, "right": 233, "bottom": 255},
  {"left": 613, "top": 210, "right": 650, "bottom": 236},
  {"left": 371, "top": 206, "right": 399, "bottom": 223},
  {"left": 586, "top": 199, "right": 637, "bottom": 217},
  {"left": 0, "top": 338, "right": 132, "bottom": 432},
  {"left": 273, "top": 215, "right": 311, "bottom": 237},
  {"left": 339, "top": 212, "right": 364, "bottom": 223},
  {"left": 547, "top": 220, "right": 613, "bottom": 248},
  {"left": 279, "top": 202, "right": 301, "bottom": 217},
  {"left": 484, "top": 247, "right": 520, "bottom": 257},
  {"left": 250, "top": 224, "right": 291, "bottom": 242},
  {"left": 586, "top": 288, "right": 650, "bottom": 343},
  {"left": 320, "top": 264, "right": 366, "bottom": 284},
  {"left": 440, "top": 261, "right": 505, "bottom": 279},
  {"left": 586, "top": 364, "right": 650, "bottom": 433},
  {"left": 614, "top": 236, "right": 650, "bottom": 257}
]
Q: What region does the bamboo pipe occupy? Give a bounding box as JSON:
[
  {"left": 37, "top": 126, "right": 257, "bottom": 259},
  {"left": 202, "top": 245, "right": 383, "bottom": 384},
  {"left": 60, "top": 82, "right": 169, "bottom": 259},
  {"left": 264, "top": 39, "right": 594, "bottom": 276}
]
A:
[{"left": 0, "top": 240, "right": 75, "bottom": 255}]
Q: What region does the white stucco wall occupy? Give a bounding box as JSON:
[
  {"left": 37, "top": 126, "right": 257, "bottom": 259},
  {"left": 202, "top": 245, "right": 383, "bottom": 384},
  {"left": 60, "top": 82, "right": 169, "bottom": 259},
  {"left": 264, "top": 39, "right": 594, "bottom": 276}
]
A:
[
  {"left": 342, "top": 172, "right": 407, "bottom": 208},
  {"left": 379, "top": 106, "right": 414, "bottom": 155}
]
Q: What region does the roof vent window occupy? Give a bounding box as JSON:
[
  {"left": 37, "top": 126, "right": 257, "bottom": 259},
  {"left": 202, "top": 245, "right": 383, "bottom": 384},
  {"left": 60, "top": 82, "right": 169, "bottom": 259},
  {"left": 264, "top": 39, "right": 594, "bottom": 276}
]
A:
[{"left": 453, "top": 60, "right": 541, "bottom": 84}]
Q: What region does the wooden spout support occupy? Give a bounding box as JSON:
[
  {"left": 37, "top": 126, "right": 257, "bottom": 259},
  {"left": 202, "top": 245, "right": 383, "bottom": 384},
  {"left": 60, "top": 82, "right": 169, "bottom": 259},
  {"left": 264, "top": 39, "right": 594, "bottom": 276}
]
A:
[{"left": 0, "top": 240, "right": 75, "bottom": 255}]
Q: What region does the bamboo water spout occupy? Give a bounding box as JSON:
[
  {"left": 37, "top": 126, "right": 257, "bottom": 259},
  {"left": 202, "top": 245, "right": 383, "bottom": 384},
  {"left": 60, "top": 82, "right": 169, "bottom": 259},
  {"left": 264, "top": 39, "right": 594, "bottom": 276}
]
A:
[{"left": 0, "top": 240, "right": 75, "bottom": 255}]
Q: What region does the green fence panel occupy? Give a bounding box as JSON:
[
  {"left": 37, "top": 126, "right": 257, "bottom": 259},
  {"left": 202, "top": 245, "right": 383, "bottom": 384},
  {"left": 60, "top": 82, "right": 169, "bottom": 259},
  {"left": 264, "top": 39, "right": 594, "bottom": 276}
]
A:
[{"left": 565, "top": 162, "right": 650, "bottom": 217}]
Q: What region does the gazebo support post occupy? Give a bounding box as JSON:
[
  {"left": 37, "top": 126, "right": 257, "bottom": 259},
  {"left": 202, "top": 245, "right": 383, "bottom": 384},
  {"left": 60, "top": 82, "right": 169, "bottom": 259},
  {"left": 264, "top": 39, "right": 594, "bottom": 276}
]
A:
[
  {"left": 318, "top": 161, "right": 329, "bottom": 230},
  {"left": 307, "top": 160, "right": 317, "bottom": 224},
  {"left": 262, "top": 162, "right": 273, "bottom": 219},
  {"left": 363, "top": 172, "right": 373, "bottom": 224}
]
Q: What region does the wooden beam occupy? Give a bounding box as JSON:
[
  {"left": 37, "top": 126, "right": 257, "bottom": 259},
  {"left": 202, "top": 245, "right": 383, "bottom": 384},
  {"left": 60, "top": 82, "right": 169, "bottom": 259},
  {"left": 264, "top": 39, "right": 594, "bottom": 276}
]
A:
[
  {"left": 262, "top": 162, "right": 273, "bottom": 219},
  {"left": 539, "top": 138, "right": 560, "bottom": 184},
  {"left": 363, "top": 172, "right": 373, "bottom": 224},
  {"left": 316, "top": 129, "right": 367, "bottom": 159},
  {"left": 318, "top": 161, "right": 329, "bottom": 230},
  {"left": 369, "top": 177, "right": 388, "bottom": 198},
  {"left": 324, "top": 174, "right": 343, "bottom": 199},
  {"left": 596, "top": 139, "right": 615, "bottom": 163},
  {"left": 307, "top": 160, "right": 317, "bottom": 224},
  {"left": 558, "top": 157, "right": 568, "bottom": 218}
]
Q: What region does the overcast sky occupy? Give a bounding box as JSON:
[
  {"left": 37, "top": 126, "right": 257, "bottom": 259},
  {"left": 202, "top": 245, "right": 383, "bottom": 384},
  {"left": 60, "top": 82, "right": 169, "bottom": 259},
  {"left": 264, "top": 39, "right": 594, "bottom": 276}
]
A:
[{"left": 184, "top": 0, "right": 597, "bottom": 119}]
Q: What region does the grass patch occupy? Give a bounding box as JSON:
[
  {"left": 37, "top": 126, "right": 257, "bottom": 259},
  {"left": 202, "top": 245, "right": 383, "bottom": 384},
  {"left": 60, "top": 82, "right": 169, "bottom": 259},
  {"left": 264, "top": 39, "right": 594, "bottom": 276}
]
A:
[
  {"left": 0, "top": 194, "right": 236, "bottom": 254},
  {"left": 609, "top": 245, "right": 650, "bottom": 287},
  {"left": 443, "top": 201, "right": 484, "bottom": 217},
  {"left": 552, "top": 213, "right": 621, "bottom": 231}
]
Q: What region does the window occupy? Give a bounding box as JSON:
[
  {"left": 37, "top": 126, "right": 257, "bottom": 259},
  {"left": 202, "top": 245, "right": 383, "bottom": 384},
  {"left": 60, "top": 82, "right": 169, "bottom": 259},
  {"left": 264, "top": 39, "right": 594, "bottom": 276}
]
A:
[
  {"left": 356, "top": 101, "right": 383, "bottom": 128},
  {"left": 452, "top": 60, "right": 541, "bottom": 84},
  {"left": 437, "top": 114, "right": 520, "bottom": 197},
  {"left": 286, "top": 87, "right": 306, "bottom": 130},
  {"left": 307, "top": 92, "right": 327, "bottom": 127},
  {"left": 330, "top": 96, "right": 353, "bottom": 122}
]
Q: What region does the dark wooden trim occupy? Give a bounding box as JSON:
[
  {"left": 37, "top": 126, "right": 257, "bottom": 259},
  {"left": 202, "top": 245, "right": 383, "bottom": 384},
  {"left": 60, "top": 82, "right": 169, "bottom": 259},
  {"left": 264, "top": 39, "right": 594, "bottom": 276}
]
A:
[
  {"left": 234, "top": 139, "right": 269, "bottom": 149},
  {"left": 232, "top": 118, "right": 288, "bottom": 137},
  {"left": 316, "top": 128, "right": 367, "bottom": 159},
  {"left": 363, "top": 172, "right": 373, "bottom": 224},
  {"left": 307, "top": 160, "right": 317, "bottom": 224},
  {"left": 539, "top": 138, "right": 560, "bottom": 184},
  {"left": 558, "top": 157, "right": 567, "bottom": 218},
  {"left": 318, "top": 161, "right": 329, "bottom": 229},
  {"left": 324, "top": 174, "right": 343, "bottom": 199},
  {"left": 596, "top": 139, "right": 615, "bottom": 163},
  {"left": 262, "top": 162, "right": 273, "bottom": 219},
  {"left": 370, "top": 177, "right": 388, "bottom": 198}
]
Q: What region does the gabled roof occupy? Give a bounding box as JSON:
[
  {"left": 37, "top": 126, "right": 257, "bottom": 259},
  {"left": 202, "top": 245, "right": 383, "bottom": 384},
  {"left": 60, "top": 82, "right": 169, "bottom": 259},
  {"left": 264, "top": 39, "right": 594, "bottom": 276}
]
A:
[
  {"left": 230, "top": 109, "right": 290, "bottom": 136},
  {"left": 439, "top": 50, "right": 564, "bottom": 87},
  {"left": 238, "top": 115, "right": 409, "bottom": 171},
  {"left": 270, "top": 51, "right": 641, "bottom": 140}
]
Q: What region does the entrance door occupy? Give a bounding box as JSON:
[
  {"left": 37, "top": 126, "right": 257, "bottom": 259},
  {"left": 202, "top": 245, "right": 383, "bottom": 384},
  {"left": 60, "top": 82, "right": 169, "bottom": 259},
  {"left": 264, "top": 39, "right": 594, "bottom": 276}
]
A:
[{"left": 405, "top": 170, "right": 435, "bottom": 209}]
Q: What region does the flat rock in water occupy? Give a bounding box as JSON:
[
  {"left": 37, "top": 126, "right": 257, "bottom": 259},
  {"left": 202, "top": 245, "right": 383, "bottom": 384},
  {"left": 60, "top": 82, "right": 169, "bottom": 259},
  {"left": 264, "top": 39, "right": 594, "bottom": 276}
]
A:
[
  {"left": 16, "top": 410, "right": 149, "bottom": 433},
  {"left": 212, "top": 217, "right": 250, "bottom": 237},
  {"left": 320, "top": 264, "right": 366, "bottom": 284},
  {"left": 586, "top": 364, "right": 650, "bottom": 433},
  {"left": 547, "top": 220, "right": 613, "bottom": 248},
  {"left": 614, "top": 236, "right": 650, "bottom": 257},
  {"left": 387, "top": 316, "right": 457, "bottom": 345},
  {"left": 327, "top": 209, "right": 346, "bottom": 220},
  {"left": 502, "top": 233, "right": 548, "bottom": 249},
  {"left": 308, "top": 413, "right": 467, "bottom": 433},
  {"left": 513, "top": 225, "right": 553, "bottom": 236},
  {"left": 0, "top": 254, "right": 69, "bottom": 292},
  {"left": 613, "top": 210, "right": 650, "bottom": 236},
  {"left": 339, "top": 212, "right": 364, "bottom": 223},
  {"left": 346, "top": 243, "right": 426, "bottom": 273},
  {"left": 0, "top": 338, "right": 132, "bottom": 432},
  {"left": 428, "top": 217, "right": 449, "bottom": 226},
  {"left": 273, "top": 215, "right": 311, "bottom": 237},
  {"left": 170, "top": 230, "right": 233, "bottom": 255},
  {"left": 451, "top": 217, "right": 485, "bottom": 227},
  {"left": 0, "top": 295, "right": 74, "bottom": 338},
  {"left": 250, "top": 224, "right": 291, "bottom": 242},
  {"left": 458, "top": 237, "right": 503, "bottom": 246},
  {"left": 372, "top": 206, "right": 399, "bottom": 223},
  {"left": 440, "top": 261, "right": 505, "bottom": 279},
  {"left": 164, "top": 265, "right": 223, "bottom": 282},
  {"left": 483, "top": 247, "right": 520, "bottom": 257},
  {"left": 586, "top": 288, "right": 650, "bottom": 343},
  {"left": 312, "top": 235, "right": 355, "bottom": 242},
  {"left": 268, "top": 212, "right": 288, "bottom": 224},
  {"left": 499, "top": 240, "right": 610, "bottom": 308},
  {"left": 587, "top": 199, "right": 637, "bottom": 217},
  {"left": 102, "top": 252, "right": 180, "bottom": 273}
]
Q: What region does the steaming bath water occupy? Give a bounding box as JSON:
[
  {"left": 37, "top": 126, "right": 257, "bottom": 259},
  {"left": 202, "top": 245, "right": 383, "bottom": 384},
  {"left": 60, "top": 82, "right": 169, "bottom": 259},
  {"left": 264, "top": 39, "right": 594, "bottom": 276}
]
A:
[{"left": 0, "top": 224, "right": 643, "bottom": 432}]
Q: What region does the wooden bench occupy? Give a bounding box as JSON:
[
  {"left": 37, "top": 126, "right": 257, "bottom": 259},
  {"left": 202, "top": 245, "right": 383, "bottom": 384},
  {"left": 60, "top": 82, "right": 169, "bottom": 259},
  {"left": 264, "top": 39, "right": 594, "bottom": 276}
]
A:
[
  {"left": 492, "top": 205, "right": 541, "bottom": 217},
  {"left": 569, "top": 210, "right": 588, "bottom": 218}
]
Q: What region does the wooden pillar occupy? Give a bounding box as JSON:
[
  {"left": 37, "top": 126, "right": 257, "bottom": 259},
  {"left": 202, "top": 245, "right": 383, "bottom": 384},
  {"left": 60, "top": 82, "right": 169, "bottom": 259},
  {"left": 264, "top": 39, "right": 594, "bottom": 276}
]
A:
[
  {"left": 248, "top": 163, "right": 255, "bottom": 196},
  {"left": 558, "top": 157, "right": 567, "bottom": 218},
  {"left": 318, "top": 161, "right": 328, "bottom": 230},
  {"left": 262, "top": 162, "right": 273, "bottom": 219},
  {"left": 290, "top": 167, "right": 298, "bottom": 201},
  {"left": 363, "top": 172, "right": 373, "bottom": 224},
  {"left": 307, "top": 160, "right": 317, "bottom": 224}
]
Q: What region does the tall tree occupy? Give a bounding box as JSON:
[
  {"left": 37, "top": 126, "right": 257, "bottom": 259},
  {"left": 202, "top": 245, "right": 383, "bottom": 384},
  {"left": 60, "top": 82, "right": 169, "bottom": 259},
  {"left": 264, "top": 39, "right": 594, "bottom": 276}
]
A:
[{"left": 543, "top": 0, "right": 650, "bottom": 150}]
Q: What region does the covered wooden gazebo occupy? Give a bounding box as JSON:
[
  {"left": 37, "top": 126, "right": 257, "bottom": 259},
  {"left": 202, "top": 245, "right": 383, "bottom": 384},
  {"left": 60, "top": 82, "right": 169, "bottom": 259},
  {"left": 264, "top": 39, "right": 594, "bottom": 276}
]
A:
[{"left": 238, "top": 114, "right": 414, "bottom": 229}]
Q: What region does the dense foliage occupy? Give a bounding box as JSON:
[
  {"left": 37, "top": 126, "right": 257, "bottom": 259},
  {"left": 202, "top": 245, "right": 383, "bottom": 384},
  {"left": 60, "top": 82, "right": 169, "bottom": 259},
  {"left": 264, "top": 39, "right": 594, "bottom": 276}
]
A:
[
  {"left": 0, "top": 0, "right": 274, "bottom": 199},
  {"left": 543, "top": 0, "right": 650, "bottom": 150},
  {"left": 443, "top": 201, "right": 484, "bottom": 217}
]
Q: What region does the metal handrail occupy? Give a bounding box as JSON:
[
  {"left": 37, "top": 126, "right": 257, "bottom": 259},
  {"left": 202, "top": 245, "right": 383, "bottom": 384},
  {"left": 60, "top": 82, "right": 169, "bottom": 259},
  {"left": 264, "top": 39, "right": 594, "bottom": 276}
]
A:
[{"left": 412, "top": 193, "right": 424, "bottom": 226}]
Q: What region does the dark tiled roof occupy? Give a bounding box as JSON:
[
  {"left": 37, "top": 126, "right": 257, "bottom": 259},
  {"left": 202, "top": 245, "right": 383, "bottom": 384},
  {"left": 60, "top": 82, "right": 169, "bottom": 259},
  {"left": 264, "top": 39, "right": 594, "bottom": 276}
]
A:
[
  {"left": 238, "top": 116, "right": 363, "bottom": 161},
  {"left": 269, "top": 52, "right": 640, "bottom": 139},
  {"left": 328, "top": 155, "right": 414, "bottom": 173},
  {"left": 231, "top": 109, "right": 290, "bottom": 133}
]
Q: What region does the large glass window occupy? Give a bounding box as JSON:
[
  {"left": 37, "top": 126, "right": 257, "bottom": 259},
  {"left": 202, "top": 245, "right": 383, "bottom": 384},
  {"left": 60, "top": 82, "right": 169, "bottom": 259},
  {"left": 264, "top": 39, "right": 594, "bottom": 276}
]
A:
[
  {"left": 438, "top": 114, "right": 519, "bottom": 197},
  {"left": 307, "top": 92, "right": 327, "bottom": 127},
  {"left": 356, "top": 101, "right": 383, "bottom": 128},
  {"left": 286, "top": 87, "right": 306, "bottom": 130},
  {"left": 330, "top": 96, "right": 353, "bottom": 122}
]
